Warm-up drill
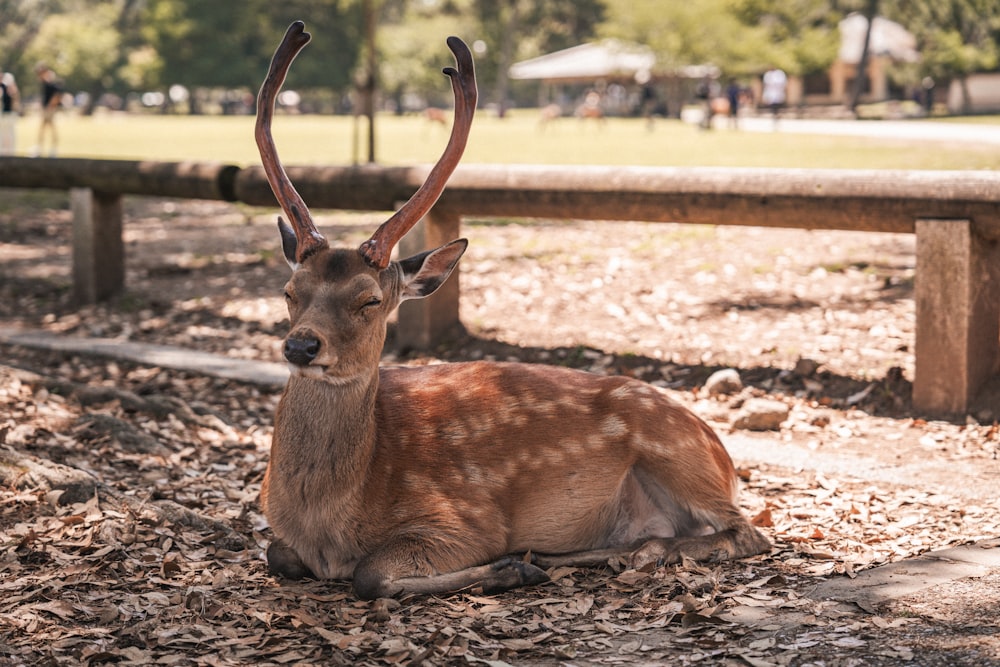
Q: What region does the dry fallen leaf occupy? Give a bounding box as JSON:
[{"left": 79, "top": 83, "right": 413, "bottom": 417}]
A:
[{"left": 752, "top": 507, "right": 774, "bottom": 527}]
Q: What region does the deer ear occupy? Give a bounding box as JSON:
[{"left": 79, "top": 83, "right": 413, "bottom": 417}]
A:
[
  {"left": 398, "top": 239, "right": 468, "bottom": 301},
  {"left": 277, "top": 217, "right": 299, "bottom": 270}
]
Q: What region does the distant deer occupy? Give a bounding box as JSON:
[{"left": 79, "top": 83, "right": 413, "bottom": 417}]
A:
[
  {"left": 256, "top": 21, "right": 770, "bottom": 600},
  {"left": 423, "top": 107, "right": 448, "bottom": 125},
  {"left": 538, "top": 103, "right": 562, "bottom": 130},
  {"left": 575, "top": 90, "right": 605, "bottom": 123}
]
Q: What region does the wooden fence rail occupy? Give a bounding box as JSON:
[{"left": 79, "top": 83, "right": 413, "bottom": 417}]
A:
[{"left": 1, "top": 156, "right": 998, "bottom": 416}]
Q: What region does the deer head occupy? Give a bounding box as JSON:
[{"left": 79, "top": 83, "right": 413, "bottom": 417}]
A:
[{"left": 255, "top": 21, "right": 476, "bottom": 380}]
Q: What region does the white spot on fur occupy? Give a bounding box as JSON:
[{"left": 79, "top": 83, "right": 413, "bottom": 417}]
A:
[
  {"left": 601, "top": 415, "right": 629, "bottom": 438},
  {"left": 531, "top": 401, "right": 557, "bottom": 417},
  {"left": 462, "top": 463, "right": 486, "bottom": 485},
  {"left": 610, "top": 385, "right": 632, "bottom": 401}
]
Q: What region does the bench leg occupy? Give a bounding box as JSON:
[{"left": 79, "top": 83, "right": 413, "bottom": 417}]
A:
[
  {"left": 396, "top": 207, "right": 463, "bottom": 351},
  {"left": 914, "top": 219, "right": 1000, "bottom": 415},
  {"left": 71, "top": 188, "right": 124, "bottom": 303}
]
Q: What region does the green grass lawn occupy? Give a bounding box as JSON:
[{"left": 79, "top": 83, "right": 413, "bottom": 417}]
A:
[{"left": 14, "top": 109, "right": 1000, "bottom": 170}]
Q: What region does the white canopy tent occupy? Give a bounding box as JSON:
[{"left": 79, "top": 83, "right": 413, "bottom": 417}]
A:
[
  {"left": 827, "top": 13, "right": 919, "bottom": 104},
  {"left": 838, "top": 13, "right": 919, "bottom": 65},
  {"left": 508, "top": 40, "right": 657, "bottom": 84},
  {"left": 838, "top": 12, "right": 920, "bottom": 65},
  {"left": 508, "top": 41, "right": 716, "bottom": 117}
]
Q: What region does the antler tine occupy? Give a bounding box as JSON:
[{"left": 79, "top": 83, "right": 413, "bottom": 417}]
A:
[
  {"left": 256, "top": 21, "right": 328, "bottom": 264},
  {"left": 358, "top": 36, "right": 477, "bottom": 270}
]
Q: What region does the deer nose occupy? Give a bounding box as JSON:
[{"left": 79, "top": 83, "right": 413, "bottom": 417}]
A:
[{"left": 284, "top": 335, "right": 320, "bottom": 366}]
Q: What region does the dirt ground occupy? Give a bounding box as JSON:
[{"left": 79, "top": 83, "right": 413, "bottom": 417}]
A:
[{"left": 1, "top": 193, "right": 999, "bottom": 666}]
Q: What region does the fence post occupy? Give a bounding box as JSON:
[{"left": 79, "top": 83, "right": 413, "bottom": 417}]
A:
[
  {"left": 913, "top": 219, "right": 1000, "bottom": 415},
  {"left": 395, "top": 206, "right": 463, "bottom": 351},
  {"left": 70, "top": 188, "right": 124, "bottom": 303}
]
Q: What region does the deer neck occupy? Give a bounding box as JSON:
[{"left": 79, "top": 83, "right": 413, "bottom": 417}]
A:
[{"left": 273, "top": 369, "right": 380, "bottom": 483}]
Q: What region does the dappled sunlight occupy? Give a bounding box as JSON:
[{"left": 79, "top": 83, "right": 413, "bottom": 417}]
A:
[
  {"left": 462, "top": 220, "right": 916, "bottom": 382},
  {"left": 0, "top": 242, "right": 60, "bottom": 263},
  {"left": 219, "top": 296, "right": 286, "bottom": 326}
]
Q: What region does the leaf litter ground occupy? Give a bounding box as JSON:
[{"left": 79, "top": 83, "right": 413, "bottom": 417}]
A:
[{"left": 1, "top": 196, "right": 999, "bottom": 666}]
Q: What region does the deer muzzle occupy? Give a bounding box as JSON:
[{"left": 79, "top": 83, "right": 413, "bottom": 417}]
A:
[{"left": 284, "top": 334, "right": 321, "bottom": 367}]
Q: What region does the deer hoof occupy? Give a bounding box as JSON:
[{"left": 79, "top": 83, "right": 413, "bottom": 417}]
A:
[
  {"left": 267, "top": 539, "right": 315, "bottom": 580},
  {"left": 480, "top": 557, "right": 550, "bottom": 594},
  {"left": 629, "top": 539, "right": 683, "bottom": 570}
]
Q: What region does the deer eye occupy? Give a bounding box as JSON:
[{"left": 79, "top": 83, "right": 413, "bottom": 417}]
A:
[{"left": 361, "top": 296, "right": 382, "bottom": 311}]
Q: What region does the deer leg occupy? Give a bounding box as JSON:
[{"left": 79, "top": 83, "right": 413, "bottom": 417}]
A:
[
  {"left": 630, "top": 518, "right": 771, "bottom": 568},
  {"left": 531, "top": 518, "right": 769, "bottom": 571},
  {"left": 532, "top": 474, "right": 770, "bottom": 571},
  {"left": 531, "top": 545, "right": 637, "bottom": 569},
  {"left": 357, "top": 556, "right": 549, "bottom": 599},
  {"left": 352, "top": 536, "right": 549, "bottom": 600},
  {"left": 623, "top": 437, "right": 771, "bottom": 567},
  {"left": 266, "top": 538, "right": 316, "bottom": 580}
]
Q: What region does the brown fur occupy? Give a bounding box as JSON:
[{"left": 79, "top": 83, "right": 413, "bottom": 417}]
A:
[
  {"left": 255, "top": 25, "right": 768, "bottom": 600},
  {"left": 261, "top": 245, "right": 770, "bottom": 599}
]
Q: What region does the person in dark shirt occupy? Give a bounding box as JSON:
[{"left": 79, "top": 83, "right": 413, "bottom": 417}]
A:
[
  {"left": 33, "top": 64, "right": 62, "bottom": 157},
  {"left": 725, "top": 81, "right": 742, "bottom": 130},
  {"left": 0, "top": 70, "right": 20, "bottom": 155}
]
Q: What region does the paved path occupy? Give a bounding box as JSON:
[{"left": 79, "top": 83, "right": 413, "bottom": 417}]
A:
[
  {"left": 808, "top": 538, "right": 1000, "bottom": 611},
  {"left": 724, "top": 432, "right": 1000, "bottom": 502},
  {"left": 0, "top": 327, "right": 288, "bottom": 389},
  {"left": 729, "top": 115, "right": 1000, "bottom": 145}
]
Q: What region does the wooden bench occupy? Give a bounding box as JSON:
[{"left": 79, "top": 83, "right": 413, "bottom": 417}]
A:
[
  {"left": 1, "top": 157, "right": 238, "bottom": 302},
  {"left": 2, "top": 156, "right": 998, "bottom": 415}
]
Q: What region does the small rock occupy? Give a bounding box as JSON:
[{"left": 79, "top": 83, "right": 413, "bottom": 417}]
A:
[
  {"left": 793, "top": 357, "right": 821, "bottom": 376},
  {"left": 704, "top": 368, "right": 743, "bottom": 396},
  {"left": 733, "top": 398, "right": 790, "bottom": 431},
  {"left": 809, "top": 412, "right": 832, "bottom": 428},
  {"left": 693, "top": 399, "right": 731, "bottom": 424},
  {"left": 802, "top": 378, "right": 824, "bottom": 394}
]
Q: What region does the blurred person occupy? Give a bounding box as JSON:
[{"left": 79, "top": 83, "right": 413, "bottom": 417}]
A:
[
  {"left": 576, "top": 89, "right": 604, "bottom": 122},
  {"left": 695, "top": 76, "right": 720, "bottom": 130},
  {"left": 725, "top": 80, "right": 741, "bottom": 129},
  {"left": 32, "top": 64, "right": 62, "bottom": 157},
  {"left": 921, "top": 76, "right": 935, "bottom": 115},
  {"left": 761, "top": 66, "right": 787, "bottom": 128},
  {"left": 636, "top": 69, "right": 659, "bottom": 131},
  {"left": 0, "top": 71, "right": 20, "bottom": 155}
]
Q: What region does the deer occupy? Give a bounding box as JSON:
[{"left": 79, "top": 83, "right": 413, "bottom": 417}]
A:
[
  {"left": 256, "top": 21, "right": 770, "bottom": 601},
  {"left": 537, "top": 103, "right": 562, "bottom": 130},
  {"left": 575, "top": 90, "right": 605, "bottom": 123},
  {"left": 423, "top": 107, "right": 448, "bottom": 125}
]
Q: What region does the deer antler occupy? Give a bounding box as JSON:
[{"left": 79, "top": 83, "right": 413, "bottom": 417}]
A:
[
  {"left": 256, "top": 21, "right": 328, "bottom": 264},
  {"left": 358, "top": 36, "right": 477, "bottom": 270}
]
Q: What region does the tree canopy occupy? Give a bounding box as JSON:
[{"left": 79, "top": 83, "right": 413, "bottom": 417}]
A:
[{"left": 1, "top": 0, "right": 999, "bottom": 112}]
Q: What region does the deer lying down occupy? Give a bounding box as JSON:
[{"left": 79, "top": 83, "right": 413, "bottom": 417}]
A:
[{"left": 256, "top": 22, "right": 770, "bottom": 601}]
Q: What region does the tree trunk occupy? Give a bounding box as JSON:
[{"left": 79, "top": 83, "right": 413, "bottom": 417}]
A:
[
  {"left": 960, "top": 76, "right": 972, "bottom": 114},
  {"left": 848, "top": 0, "right": 879, "bottom": 113},
  {"left": 363, "top": 0, "right": 378, "bottom": 163},
  {"left": 492, "top": 2, "right": 519, "bottom": 118}
]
